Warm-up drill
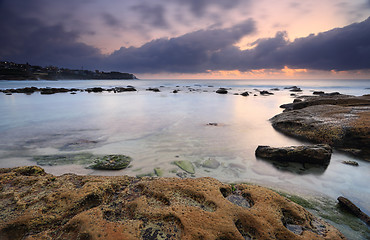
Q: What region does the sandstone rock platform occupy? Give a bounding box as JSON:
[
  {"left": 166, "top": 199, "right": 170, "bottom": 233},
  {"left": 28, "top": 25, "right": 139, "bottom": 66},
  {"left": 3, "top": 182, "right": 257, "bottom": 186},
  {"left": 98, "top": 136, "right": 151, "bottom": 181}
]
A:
[
  {"left": 0, "top": 166, "right": 346, "bottom": 240},
  {"left": 271, "top": 94, "right": 370, "bottom": 160}
]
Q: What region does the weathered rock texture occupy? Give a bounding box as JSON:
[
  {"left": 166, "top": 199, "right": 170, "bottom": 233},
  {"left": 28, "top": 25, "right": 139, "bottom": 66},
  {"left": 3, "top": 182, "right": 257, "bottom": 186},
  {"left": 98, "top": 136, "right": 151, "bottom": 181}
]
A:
[
  {"left": 0, "top": 166, "right": 345, "bottom": 240},
  {"left": 271, "top": 95, "right": 370, "bottom": 160},
  {"left": 255, "top": 144, "right": 332, "bottom": 165}
]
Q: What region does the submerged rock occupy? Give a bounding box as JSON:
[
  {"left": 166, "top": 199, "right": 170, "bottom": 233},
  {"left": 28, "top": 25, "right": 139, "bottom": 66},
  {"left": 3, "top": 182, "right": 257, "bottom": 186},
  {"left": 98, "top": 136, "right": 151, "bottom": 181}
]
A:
[
  {"left": 0, "top": 166, "right": 346, "bottom": 240},
  {"left": 255, "top": 144, "right": 332, "bottom": 165},
  {"left": 173, "top": 160, "right": 195, "bottom": 174},
  {"left": 154, "top": 167, "right": 164, "bottom": 177},
  {"left": 201, "top": 158, "right": 221, "bottom": 169},
  {"left": 89, "top": 155, "right": 131, "bottom": 170},
  {"left": 33, "top": 153, "right": 96, "bottom": 166},
  {"left": 241, "top": 91, "right": 249, "bottom": 96}
]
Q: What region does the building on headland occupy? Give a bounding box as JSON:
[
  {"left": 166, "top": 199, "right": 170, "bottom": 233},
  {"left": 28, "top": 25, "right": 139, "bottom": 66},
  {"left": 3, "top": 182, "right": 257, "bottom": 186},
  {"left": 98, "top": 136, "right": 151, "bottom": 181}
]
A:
[{"left": 0, "top": 61, "right": 137, "bottom": 80}]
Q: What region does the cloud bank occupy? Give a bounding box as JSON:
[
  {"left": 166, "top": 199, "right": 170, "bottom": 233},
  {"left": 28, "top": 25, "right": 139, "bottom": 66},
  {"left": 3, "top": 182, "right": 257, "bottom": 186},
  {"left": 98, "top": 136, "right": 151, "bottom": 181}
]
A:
[{"left": 0, "top": 0, "right": 369, "bottom": 74}]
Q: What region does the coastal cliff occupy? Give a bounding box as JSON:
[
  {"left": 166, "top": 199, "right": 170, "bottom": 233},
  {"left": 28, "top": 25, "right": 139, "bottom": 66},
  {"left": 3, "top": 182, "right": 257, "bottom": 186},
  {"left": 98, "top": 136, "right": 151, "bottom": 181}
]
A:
[{"left": 0, "top": 166, "right": 346, "bottom": 240}]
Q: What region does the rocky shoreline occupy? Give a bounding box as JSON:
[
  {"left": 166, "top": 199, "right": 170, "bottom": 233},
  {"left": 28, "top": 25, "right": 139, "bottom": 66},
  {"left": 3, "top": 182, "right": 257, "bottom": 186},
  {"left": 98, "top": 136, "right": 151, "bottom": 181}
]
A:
[
  {"left": 0, "top": 166, "right": 346, "bottom": 240},
  {"left": 270, "top": 94, "right": 370, "bottom": 160}
]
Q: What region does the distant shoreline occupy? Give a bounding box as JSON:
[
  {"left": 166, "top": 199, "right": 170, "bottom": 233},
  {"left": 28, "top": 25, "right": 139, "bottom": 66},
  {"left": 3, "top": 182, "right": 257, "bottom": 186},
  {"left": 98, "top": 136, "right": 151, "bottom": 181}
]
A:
[{"left": 0, "top": 61, "right": 138, "bottom": 80}]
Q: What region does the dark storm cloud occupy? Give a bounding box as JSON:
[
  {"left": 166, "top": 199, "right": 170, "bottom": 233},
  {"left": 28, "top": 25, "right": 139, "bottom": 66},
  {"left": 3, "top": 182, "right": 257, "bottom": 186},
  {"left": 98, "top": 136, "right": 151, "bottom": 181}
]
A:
[
  {"left": 0, "top": 8, "right": 102, "bottom": 69},
  {"left": 105, "top": 17, "right": 370, "bottom": 73},
  {"left": 131, "top": 4, "right": 169, "bottom": 28},
  {"left": 105, "top": 19, "right": 256, "bottom": 73},
  {"left": 102, "top": 13, "right": 123, "bottom": 28},
  {"left": 176, "top": 0, "right": 243, "bottom": 17}
]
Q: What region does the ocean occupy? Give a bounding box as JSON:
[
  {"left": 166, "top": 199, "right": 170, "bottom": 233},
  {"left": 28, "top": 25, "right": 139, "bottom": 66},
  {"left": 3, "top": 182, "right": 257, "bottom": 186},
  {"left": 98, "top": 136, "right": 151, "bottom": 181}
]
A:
[{"left": 0, "top": 79, "right": 369, "bottom": 238}]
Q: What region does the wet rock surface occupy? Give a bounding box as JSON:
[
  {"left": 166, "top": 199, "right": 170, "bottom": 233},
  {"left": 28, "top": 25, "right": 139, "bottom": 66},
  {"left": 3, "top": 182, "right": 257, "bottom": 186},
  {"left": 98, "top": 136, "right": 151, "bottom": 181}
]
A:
[
  {"left": 337, "top": 196, "right": 370, "bottom": 226},
  {"left": 271, "top": 94, "right": 370, "bottom": 160},
  {"left": 0, "top": 166, "right": 345, "bottom": 240},
  {"left": 89, "top": 155, "right": 132, "bottom": 170},
  {"left": 255, "top": 144, "right": 332, "bottom": 165}
]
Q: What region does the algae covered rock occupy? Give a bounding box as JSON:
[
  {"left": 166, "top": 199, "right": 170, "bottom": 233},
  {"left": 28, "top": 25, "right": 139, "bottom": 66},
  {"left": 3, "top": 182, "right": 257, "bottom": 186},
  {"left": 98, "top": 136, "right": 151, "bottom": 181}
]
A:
[
  {"left": 33, "top": 153, "right": 132, "bottom": 170},
  {"left": 201, "top": 158, "right": 221, "bottom": 169},
  {"left": 89, "top": 155, "right": 131, "bottom": 170},
  {"left": 33, "top": 153, "right": 95, "bottom": 166},
  {"left": 173, "top": 160, "right": 195, "bottom": 174}
]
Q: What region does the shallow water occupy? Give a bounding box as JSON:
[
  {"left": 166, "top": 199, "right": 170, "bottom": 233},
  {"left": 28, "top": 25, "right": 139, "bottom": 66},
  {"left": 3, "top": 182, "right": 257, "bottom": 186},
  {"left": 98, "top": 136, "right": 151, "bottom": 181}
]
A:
[{"left": 0, "top": 79, "right": 369, "bottom": 237}]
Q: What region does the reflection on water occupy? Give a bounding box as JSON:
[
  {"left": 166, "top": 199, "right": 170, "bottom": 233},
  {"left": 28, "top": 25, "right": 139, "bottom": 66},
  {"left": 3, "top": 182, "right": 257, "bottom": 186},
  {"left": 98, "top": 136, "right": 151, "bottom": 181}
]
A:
[{"left": 0, "top": 80, "right": 369, "bottom": 219}]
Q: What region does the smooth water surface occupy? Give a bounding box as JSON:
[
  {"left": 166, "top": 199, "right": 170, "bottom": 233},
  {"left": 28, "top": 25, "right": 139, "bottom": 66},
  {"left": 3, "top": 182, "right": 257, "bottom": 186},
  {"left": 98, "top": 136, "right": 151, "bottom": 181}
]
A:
[{"left": 1, "top": 79, "right": 369, "bottom": 230}]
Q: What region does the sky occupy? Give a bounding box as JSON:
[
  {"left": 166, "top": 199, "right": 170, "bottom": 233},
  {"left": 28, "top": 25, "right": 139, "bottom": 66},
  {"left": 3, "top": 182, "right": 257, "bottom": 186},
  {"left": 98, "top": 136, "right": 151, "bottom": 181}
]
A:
[{"left": 1, "top": 0, "right": 370, "bottom": 79}]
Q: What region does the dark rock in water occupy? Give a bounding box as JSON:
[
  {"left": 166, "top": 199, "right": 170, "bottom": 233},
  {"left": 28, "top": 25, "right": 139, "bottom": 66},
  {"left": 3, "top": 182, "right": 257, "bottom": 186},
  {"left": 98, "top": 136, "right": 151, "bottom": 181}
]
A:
[
  {"left": 293, "top": 99, "right": 302, "bottom": 103},
  {"left": 86, "top": 87, "right": 105, "bottom": 93},
  {"left": 313, "top": 91, "right": 325, "bottom": 95},
  {"left": 241, "top": 91, "right": 249, "bottom": 96},
  {"left": 260, "top": 90, "right": 274, "bottom": 95},
  {"left": 115, "top": 87, "right": 137, "bottom": 92},
  {"left": 270, "top": 88, "right": 280, "bottom": 91},
  {"left": 290, "top": 87, "right": 303, "bottom": 92},
  {"left": 284, "top": 86, "right": 298, "bottom": 89},
  {"left": 207, "top": 122, "right": 218, "bottom": 126},
  {"left": 146, "top": 87, "right": 160, "bottom": 92},
  {"left": 173, "top": 90, "right": 178, "bottom": 93},
  {"left": 341, "top": 160, "right": 359, "bottom": 166},
  {"left": 89, "top": 155, "right": 131, "bottom": 170},
  {"left": 337, "top": 196, "right": 370, "bottom": 226},
  {"left": 216, "top": 88, "right": 228, "bottom": 94},
  {"left": 255, "top": 144, "right": 332, "bottom": 165}
]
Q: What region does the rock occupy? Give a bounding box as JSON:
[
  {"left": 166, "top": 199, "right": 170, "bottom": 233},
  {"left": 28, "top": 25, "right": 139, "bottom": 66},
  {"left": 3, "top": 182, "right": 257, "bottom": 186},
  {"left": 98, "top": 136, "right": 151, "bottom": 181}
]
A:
[
  {"left": 313, "top": 91, "right": 325, "bottom": 95},
  {"left": 337, "top": 196, "right": 370, "bottom": 226},
  {"left": 241, "top": 91, "right": 249, "bottom": 96},
  {"left": 89, "top": 155, "right": 131, "bottom": 170},
  {"left": 271, "top": 88, "right": 280, "bottom": 91},
  {"left": 271, "top": 95, "right": 370, "bottom": 160},
  {"left": 255, "top": 144, "right": 332, "bottom": 165},
  {"left": 173, "top": 90, "right": 178, "bottom": 93},
  {"left": 284, "top": 86, "right": 298, "bottom": 89},
  {"left": 207, "top": 122, "right": 218, "bottom": 126},
  {"left": 115, "top": 87, "right": 137, "bottom": 92},
  {"left": 154, "top": 168, "right": 164, "bottom": 177},
  {"left": 260, "top": 90, "right": 274, "bottom": 95},
  {"left": 0, "top": 166, "right": 346, "bottom": 240},
  {"left": 146, "top": 87, "right": 160, "bottom": 92},
  {"left": 341, "top": 160, "right": 359, "bottom": 166},
  {"left": 173, "top": 160, "right": 195, "bottom": 174},
  {"left": 86, "top": 87, "right": 105, "bottom": 93},
  {"left": 201, "top": 158, "right": 220, "bottom": 169},
  {"left": 290, "top": 87, "right": 303, "bottom": 92},
  {"left": 33, "top": 153, "right": 96, "bottom": 166},
  {"left": 216, "top": 88, "right": 228, "bottom": 94}
]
